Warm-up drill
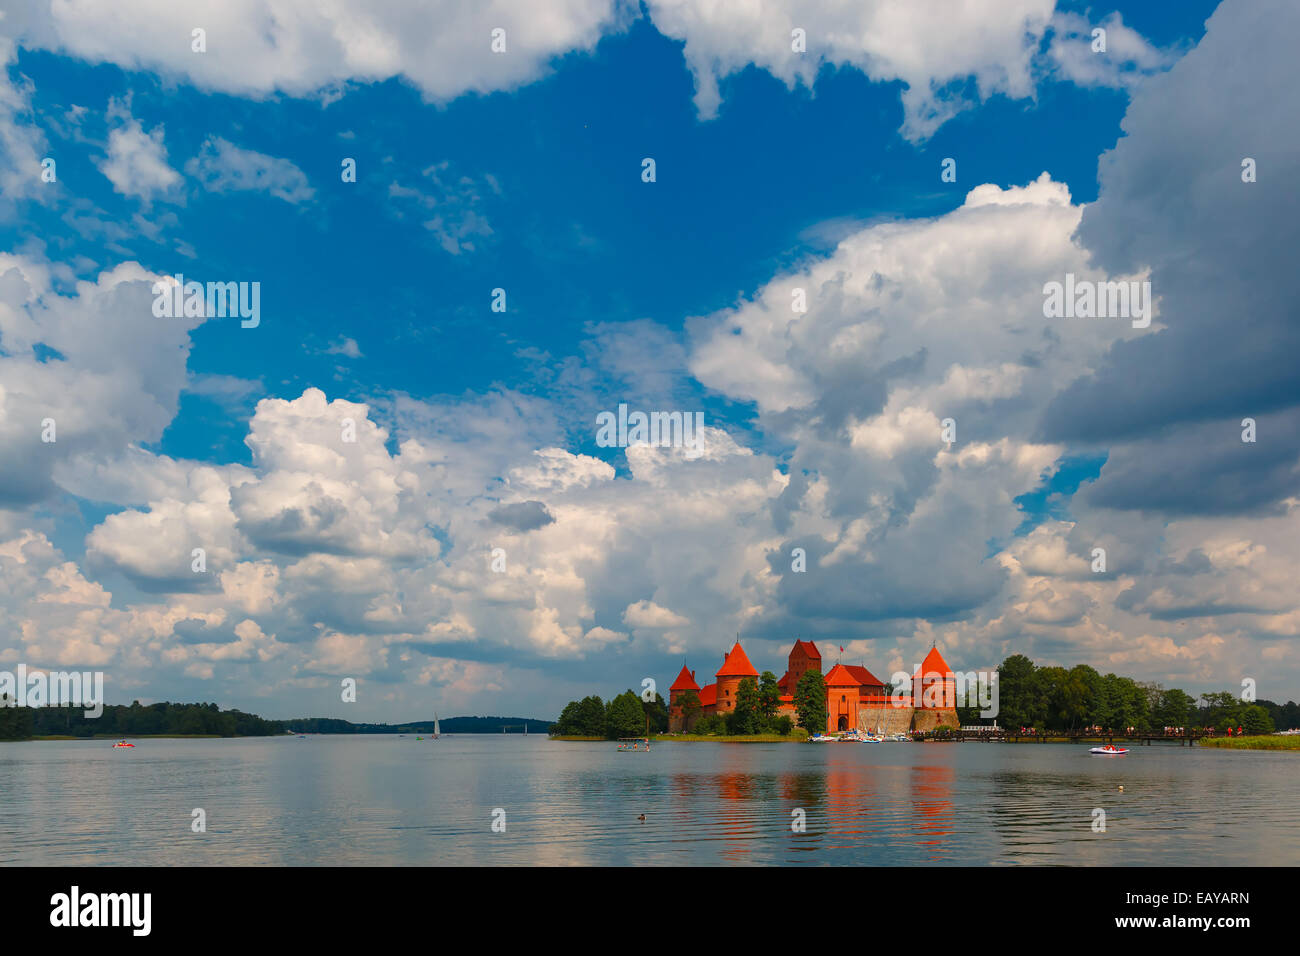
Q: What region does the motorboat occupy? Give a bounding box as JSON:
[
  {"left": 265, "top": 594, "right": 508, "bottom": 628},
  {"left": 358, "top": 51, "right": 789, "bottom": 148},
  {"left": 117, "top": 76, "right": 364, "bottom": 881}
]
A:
[
  {"left": 809, "top": 734, "right": 837, "bottom": 742},
  {"left": 112, "top": 741, "right": 134, "bottom": 748},
  {"left": 1090, "top": 745, "right": 1129, "bottom": 755}
]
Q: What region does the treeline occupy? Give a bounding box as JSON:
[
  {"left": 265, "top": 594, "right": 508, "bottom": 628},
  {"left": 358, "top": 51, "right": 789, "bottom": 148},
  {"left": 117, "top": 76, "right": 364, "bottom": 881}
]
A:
[
  {"left": 0, "top": 698, "right": 284, "bottom": 739},
  {"left": 552, "top": 691, "right": 674, "bottom": 738},
  {"left": 969, "top": 655, "right": 1293, "bottom": 735},
  {"left": 283, "top": 716, "right": 554, "bottom": 734},
  {"left": 553, "top": 673, "right": 810, "bottom": 738}
]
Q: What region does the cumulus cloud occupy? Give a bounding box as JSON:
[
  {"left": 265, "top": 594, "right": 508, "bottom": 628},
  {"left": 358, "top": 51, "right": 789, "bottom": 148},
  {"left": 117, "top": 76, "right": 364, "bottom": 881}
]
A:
[
  {"left": 6, "top": 0, "right": 621, "bottom": 101},
  {"left": 96, "top": 100, "right": 181, "bottom": 200}
]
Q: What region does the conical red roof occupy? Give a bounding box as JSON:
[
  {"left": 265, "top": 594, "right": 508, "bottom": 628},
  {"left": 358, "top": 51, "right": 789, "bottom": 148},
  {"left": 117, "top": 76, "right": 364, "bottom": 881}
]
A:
[
  {"left": 669, "top": 665, "right": 699, "bottom": 692},
  {"left": 716, "top": 643, "right": 759, "bottom": 678},
  {"left": 916, "top": 646, "right": 953, "bottom": 676}
]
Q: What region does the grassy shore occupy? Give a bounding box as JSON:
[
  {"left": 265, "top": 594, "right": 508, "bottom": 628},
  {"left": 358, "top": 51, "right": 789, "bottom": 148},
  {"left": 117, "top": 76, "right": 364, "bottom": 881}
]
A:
[
  {"left": 29, "top": 734, "right": 230, "bottom": 741},
  {"left": 1198, "top": 735, "right": 1300, "bottom": 751},
  {"left": 551, "top": 731, "right": 809, "bottom": 743}
]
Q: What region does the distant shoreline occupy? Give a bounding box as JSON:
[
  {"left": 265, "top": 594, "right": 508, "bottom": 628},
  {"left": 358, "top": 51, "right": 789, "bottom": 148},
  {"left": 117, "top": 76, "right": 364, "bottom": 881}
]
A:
[
  {"left": 550, "top": 733, "right": 806, "bottom": 743},
  {"left": 1198, "top": 736, "right": 1300, "bottom": 751}
]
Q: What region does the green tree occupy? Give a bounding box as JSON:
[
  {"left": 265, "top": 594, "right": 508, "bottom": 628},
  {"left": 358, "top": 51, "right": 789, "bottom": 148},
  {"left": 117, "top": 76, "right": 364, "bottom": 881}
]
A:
[
  {"left": 757, "top": 671, "right": 781, "bottom": 721},
  {"left": 554, "top": 700, "right": 582, "bottom": 735},
  {"left": 605, "top": 690, "right": 645, "bottom": 739},
  {"left": 677, "top": 689, "right": 702, "bottom": 731},
  {"left": 641, "top": 692, "right": 669, "bottom": 732},
  {"left": 693, "top": 714, "right": 727, "bottom": 736},
  {"left": 1154, "top": 688, "right": 1196, "bottom": 728},
  {"left": 1240, "top": 704, "right": 1274, "bottom": 736},
  {"left": 794, "top": 670, "right": 827, "bottom": 733},
  {"left": 728, "top": 678, "right": 760, "bottom": 735},
  {"left": 996, "top": 655, "right": 1038, "bottom": 729},
  {"left": 574, "top": 695, "right": 607, "bottom": 736}
]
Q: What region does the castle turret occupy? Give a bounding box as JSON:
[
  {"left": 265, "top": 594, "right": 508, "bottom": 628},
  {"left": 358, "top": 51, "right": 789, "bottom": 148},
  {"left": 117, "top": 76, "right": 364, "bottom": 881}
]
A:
[
  {"left": 824, "top": 664, "right": 862, "bottom": 733},
  {"left": 668, "top": 665, "right": 700, "bottom": 732},
  {"left": 714, "top": 643, "right": 759, "bottom": 714},
  {"left": 911, "top": 644, "right": 960, "bottom": 732}
]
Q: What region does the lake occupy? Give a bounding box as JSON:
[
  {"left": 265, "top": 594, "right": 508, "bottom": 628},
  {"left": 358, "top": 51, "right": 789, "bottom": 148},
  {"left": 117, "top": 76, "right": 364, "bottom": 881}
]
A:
[{"left": 2, "top": 735, "right": 1296, "bottom": 865}]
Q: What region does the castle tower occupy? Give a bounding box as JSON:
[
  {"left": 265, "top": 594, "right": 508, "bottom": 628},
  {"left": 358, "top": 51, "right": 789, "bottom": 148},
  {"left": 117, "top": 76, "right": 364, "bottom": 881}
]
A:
[
  {"left": 911, "top": 644, "right": 960, "bottom": 732},
  {"left": 714, "top": 643, "right": 759, "bottom": 714},
  {"left": 824, "top": 664, "right": 862, "bottom": 733},
  {"left": 778, "top": 639, "right": 821, "bottom": 696},
  {"left": 668, "top": 665, "right": 700, "bottom": 732}
]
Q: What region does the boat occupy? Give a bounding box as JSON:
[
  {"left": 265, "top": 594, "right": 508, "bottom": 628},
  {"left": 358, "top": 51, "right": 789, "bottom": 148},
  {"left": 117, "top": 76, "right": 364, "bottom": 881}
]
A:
[
  {"left": 112, "top": 741, "right": 134, "bottom": 748},
  {"left": 617, "top": 737, "right": 650, "bottom": 752},
  {"left": 809, "top": 734, "right": 837, "bottom": 743},
  {"left": 416, "top": 736, "right": 423, "bottom": 741},
  {"left": 1090, "top": 745, "right": 1129, "bottom": 755},
  {"left": 433, "top": 713, "right": 440, "bottom": 740}
]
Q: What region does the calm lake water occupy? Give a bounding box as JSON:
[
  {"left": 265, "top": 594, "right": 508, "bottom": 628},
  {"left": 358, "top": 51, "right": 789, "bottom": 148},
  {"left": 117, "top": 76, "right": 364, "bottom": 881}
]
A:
[{"left": 1, "top": 735, "right": 1296, "bottom": 866}]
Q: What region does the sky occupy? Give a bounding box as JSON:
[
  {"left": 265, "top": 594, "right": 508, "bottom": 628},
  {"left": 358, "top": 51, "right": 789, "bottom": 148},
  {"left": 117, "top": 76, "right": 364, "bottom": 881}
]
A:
[{"left": 1, "top": 0, "right": 1297, "bottom": 723}]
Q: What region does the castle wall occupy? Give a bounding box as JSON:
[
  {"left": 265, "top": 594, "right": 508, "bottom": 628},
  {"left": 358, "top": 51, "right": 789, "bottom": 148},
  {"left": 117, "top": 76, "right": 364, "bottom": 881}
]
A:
[
  {"left": 911, "top": 708, "right": 960, "bottom": 733},
  {"left": 856, "top": 703, "right": 959, "bottom": 734}
]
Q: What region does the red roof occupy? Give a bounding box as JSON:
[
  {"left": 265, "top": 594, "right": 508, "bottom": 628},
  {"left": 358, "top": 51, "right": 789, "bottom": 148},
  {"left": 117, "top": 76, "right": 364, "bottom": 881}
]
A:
[
  {"left": 716, "top": 643, "right": 759, "bottom": 678},
  {"left": 844, "top": 665, "right": 885, "bottom": 688},
  {"left": 791, "top": 639, "right": 821, "bottom": 660},
  {"left": 824, "top": 664, "right": 860, "bottom": 687},
  {"left": 698, "top": 684, "right": 717, "bottom": 706},
  {"left": 669, "top": 665, "right": 699, "bottom": 692},
  {"left": 916, "top": 646, "right": 954, "bottom": 677},
  {"left": 776, "top": 669, "right": 793, "bottom": 691}
]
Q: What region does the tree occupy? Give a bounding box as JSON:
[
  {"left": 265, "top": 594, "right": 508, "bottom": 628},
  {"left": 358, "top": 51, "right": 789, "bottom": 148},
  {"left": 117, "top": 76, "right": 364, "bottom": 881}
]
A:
[
  {"left": 574, "top": 695, "right": 607, "bottom": 737},
  {"left": 1239, "top": 705, "right": 1274, "bottom": 736},
  {"left": 605, "top": 691, "right": 645, "bottom": 739},
  {"left": 642, "top": 692, "right": 669, "bottom": 733},
  {"left": 996, "top": 655, "right": 1039, "bottom": 728},
  {"left": 757, "top": 671, "right": 781, "bottom": 721},
  {"left": 554, "top": 700, "right": 583, "bottom": 735},
  {"left": 794, "top": 670, "right": 827, "bottom": 733},
  {"left": 677, "top": 690, "right": 702, "bottom": 731},
  {"left": 1154, "top": 688, "right": 1196, "bottom": 729},
  {"left": 728, "top": 678, "right": 760, "bottom": 735}
]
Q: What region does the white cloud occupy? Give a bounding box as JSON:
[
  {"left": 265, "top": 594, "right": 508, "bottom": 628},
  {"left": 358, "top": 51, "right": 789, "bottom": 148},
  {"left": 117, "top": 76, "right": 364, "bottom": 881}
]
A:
[
  {"left": 186, "top": 136, "right": 314, "bottom": 203},
  {"left": 646, "top": 0, "right": 1056, "bottom": 139},
  {"left": 11, "top": 0, "right": 621, "bottom": 101},
  {"left": 96, "top": 101, "right": 181, "bottom": 200}
]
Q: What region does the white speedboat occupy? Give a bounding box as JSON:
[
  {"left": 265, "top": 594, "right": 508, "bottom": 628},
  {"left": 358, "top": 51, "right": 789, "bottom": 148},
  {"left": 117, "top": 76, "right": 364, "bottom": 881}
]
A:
[
  {"left": 1090, "top": 745, "right": 1129, "bottom": 755},
  {"left": 809, "top": 734, "right": 837, "bottom": 743}
]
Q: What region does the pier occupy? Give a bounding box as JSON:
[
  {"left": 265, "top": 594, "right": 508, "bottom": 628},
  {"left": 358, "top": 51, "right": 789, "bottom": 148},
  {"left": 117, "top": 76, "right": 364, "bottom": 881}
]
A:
[{"left": 949, "top": 729, "right": 1215, "bottom": 746}]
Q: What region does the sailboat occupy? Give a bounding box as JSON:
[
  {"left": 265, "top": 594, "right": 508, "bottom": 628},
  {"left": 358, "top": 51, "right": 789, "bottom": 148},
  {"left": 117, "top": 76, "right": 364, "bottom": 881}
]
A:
[{"left": 433, "top": 713, "right": 440, "bottom": 740}]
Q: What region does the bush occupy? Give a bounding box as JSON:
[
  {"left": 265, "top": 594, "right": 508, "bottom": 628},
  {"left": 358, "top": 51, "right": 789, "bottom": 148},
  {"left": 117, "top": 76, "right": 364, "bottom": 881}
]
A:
[{"left": 693, "top": 714, "right": 727, "bottom": 736}]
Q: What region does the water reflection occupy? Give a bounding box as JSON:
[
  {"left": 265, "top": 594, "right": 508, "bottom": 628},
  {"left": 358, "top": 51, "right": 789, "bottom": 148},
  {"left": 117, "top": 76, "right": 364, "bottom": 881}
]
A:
[{"left": 1, "top": 737, "right": 1296, "bottom": 865}]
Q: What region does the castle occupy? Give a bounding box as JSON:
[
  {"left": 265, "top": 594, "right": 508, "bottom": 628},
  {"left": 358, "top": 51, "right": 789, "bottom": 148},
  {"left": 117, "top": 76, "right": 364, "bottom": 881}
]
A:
[{"left": 667, "top": 639, "right": 960, "bottom": 735}]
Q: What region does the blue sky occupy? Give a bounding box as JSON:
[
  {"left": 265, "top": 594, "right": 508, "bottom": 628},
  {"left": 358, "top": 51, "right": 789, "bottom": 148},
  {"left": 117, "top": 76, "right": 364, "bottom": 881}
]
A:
[{"left": 2, "top": 0, "right": 1296, "bottom": 721}]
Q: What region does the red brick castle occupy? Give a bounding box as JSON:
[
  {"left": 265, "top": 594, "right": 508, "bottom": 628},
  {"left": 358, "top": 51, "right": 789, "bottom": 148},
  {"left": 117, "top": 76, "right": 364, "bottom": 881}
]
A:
[{"left": 668, "top": 639, "right": 960, "bottom": 735}]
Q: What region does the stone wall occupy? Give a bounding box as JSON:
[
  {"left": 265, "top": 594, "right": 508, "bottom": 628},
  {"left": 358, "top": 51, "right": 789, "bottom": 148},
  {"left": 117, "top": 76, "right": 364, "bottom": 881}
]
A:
[{"left": 858, "top": 703, "right": 960, "bottom": 734}]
